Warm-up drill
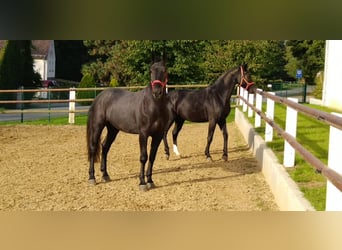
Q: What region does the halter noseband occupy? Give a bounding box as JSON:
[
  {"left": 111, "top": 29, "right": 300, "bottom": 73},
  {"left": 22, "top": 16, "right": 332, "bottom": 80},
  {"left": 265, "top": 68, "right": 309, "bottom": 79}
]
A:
[
  {"left": 151, "top": 76, "right": 168, "bottom": 89},
  {"left": 239, "top": 66, "right": 255, "bottom": 90}
]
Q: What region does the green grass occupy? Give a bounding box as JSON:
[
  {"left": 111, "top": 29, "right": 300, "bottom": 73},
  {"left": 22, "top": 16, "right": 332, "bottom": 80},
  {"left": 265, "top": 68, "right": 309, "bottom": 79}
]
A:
[
  {"left": 243, "top": 103, "right": 341, "bottom": 210},
  {"left": 0, "top": 115, "right": 88, "bottom": 126}
]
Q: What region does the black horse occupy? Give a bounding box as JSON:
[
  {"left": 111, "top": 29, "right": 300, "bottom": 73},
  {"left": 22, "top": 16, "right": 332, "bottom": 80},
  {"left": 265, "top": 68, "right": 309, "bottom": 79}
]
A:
[
  {"left": 163, "top": 64, "right": 255, "bottom": 161},
  {"left": 86, "top": 61, "right": 169, "bottom": 191}
]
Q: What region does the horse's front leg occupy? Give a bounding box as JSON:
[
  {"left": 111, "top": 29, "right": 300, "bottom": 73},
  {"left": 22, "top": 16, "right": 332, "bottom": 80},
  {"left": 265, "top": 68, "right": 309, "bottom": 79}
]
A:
[
  {"left": 218, "top": 120, "right": 228, "bottom": 161},
  {"left": 146, "top": 134, "right": 163, "bottom": 189},
  {"left": 205, "top": 119, "right": 217, "bottom": 161},
  {"left": 139, "top": 133, "right": 148, "bottom": 191}
]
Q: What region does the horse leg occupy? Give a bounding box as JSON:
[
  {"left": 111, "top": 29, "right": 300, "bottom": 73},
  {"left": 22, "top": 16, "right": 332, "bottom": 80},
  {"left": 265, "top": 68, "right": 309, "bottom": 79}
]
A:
[
  {"left": 100, "top": 125, "right": 119, "bottom": 182},
  {"left": 205, "top": 120, "right": 216, "bottom": 161},
  {"left": 218, "top": 120, "right": 228, "bottom": 161},
  {"left": 172, "top": 118, "right": 185, "bottom": 157},
  {"left": 146, "top": 134, "right": 163, "bottom": 189},
  {"left": 138, "top": 133, "right": 148, "bottom": 191},
  {"left": 163, "top": 131, "right": 170, "bottom": 160},
  {"left": 88, "top": 122, "right": 105, "bottom": 185}
]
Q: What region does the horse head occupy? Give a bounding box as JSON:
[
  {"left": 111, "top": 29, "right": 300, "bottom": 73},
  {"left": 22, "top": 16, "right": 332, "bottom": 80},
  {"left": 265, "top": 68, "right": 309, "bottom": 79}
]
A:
[
  {"left": 150, "top": 60, "right": 168, "bottom": 100},
  {"left": 238, "top": 64, "right": 256, "bottom": 93}
]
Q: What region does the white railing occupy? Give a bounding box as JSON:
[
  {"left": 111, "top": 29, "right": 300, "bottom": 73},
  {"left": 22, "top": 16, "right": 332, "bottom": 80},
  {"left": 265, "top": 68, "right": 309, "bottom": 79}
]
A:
[{"left": 238, "top": 87, "right": 342, "bottom": 211}]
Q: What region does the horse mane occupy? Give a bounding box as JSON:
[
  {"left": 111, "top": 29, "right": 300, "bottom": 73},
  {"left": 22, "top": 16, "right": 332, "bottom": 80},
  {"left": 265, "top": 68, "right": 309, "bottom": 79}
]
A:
[{"left": 208, "top": 66, "right": 239, "bottom": 90}]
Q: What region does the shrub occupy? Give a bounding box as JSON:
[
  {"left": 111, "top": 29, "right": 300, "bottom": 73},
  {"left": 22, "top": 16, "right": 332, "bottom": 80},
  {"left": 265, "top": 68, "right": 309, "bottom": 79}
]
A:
[{"left": 77, "top": 74, "right": 96, "bottom": 105}]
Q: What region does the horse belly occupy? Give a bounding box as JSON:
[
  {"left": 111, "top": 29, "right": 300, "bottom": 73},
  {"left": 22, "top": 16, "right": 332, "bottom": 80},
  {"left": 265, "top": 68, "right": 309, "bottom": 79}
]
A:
[
  {"left": 179, "top": 108, "right": 208, "bottom": 123},
  {"left": 106, "top": 106, "right": 140, "bottom": 134}
]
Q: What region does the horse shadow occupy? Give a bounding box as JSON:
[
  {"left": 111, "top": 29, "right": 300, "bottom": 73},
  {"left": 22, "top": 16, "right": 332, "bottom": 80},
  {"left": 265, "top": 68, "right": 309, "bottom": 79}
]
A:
[{"left": 102, "top": 145, "right": 259, "bottom": 189}]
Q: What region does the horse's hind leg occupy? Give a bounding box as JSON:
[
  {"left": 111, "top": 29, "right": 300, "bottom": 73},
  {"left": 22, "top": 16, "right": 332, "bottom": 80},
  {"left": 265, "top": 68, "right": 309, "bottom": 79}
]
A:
[
  {"left": 163, "top": 120, "right": 174, "bottom": 160},
  {"left": 218, "top": 120, "right": 228, "bottom": 161},
  {"left": 172, "top": 118, "right": 185, "bottom": 157},
  {"left": 146, "top": 134, "right": 163, "bottom": 189},
  {"left": 100, "top": 125, "right": 119, "bottom": 182},
  {"left": 205, "top": 119, "right": 217, "bottom": 161},
  {"left": 88, "top": 122, "right": 105, "bottom": 185}
]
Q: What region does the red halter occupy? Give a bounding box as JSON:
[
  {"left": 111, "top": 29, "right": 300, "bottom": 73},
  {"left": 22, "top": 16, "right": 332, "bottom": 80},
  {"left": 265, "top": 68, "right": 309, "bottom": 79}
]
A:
[
  {"left": 239, "top": 66, "right": 255, "bottom": 90},
  {"left": 151, "top": 78, "right": 167, "bottom": 89}
]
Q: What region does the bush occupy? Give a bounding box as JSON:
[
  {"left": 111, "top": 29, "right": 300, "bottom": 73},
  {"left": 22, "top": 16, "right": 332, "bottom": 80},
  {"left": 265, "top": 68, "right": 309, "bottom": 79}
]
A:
[
  {"left": 77, "top": 74, "right": 96, "bottom": 105},
  {"left": 313, "top": 71, "right": 323, "bottom": 99}
]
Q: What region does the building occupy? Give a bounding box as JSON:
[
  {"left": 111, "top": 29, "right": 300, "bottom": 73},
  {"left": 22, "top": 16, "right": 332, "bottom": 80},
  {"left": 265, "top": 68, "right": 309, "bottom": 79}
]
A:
[
  {"left": 0, "top": 40, "right": 56, "bottom": 81},
  {"left": 322, "top": 40, "right": 342, "bottom": 111},
  {"left": 31, "top": 40, "right": 56, "bottom": 80}
]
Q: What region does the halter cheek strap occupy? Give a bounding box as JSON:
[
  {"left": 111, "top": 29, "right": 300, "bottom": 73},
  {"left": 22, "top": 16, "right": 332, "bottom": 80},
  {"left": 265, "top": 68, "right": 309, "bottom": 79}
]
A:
[{"left": 239, "top": 66, "right": 255, "bottom": 90}]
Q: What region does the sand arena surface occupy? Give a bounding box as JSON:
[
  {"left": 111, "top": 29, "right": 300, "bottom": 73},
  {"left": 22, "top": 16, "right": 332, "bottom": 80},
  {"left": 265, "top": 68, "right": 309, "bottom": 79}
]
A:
[{"left": 0, "top": 123, "right": 278, "bottom": 211}]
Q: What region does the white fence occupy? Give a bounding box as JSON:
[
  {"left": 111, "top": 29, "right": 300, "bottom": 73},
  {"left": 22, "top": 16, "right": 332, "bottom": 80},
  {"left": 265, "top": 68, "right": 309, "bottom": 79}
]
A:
[{"left": 237, "top": 87, "right": 342, "bottom": 211}]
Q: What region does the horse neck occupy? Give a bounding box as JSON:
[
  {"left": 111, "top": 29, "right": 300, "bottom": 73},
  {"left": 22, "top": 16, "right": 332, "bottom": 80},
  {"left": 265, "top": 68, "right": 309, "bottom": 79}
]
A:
[{"left": 211, "top": 69, "right": 237, "bottom": 104}]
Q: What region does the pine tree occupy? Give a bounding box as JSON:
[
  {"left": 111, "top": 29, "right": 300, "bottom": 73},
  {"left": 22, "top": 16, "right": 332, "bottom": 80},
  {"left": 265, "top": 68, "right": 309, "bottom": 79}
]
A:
[{"left": 0, "top": 40, "right": 41, "bottom": 107}]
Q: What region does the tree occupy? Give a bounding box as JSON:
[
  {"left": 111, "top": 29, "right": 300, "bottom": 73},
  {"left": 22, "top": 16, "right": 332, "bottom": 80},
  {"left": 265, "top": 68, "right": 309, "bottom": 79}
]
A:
[
  {"left": 285, "top": 40, "right": 325, "bottom": 84},
  {"left": 54, "top": 40, "right": 89, "bottom": 81},
  {"left": 0, "top": 40, "right": 40, "bottom": 89},
  {"left": 203, "top": 40, "right": 288, "bottom": 88},
  {"left": 0, "top": 40, "right": 40, "bottom": 107},
  {"left": 82, "top": 40, "right": 207, "bottom": 86}
]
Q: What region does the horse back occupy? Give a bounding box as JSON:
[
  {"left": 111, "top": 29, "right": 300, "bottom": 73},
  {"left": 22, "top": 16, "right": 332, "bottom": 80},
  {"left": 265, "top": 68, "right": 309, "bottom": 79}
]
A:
[{"left": 169, "top": 89, "right": 227, "bottom": 122}]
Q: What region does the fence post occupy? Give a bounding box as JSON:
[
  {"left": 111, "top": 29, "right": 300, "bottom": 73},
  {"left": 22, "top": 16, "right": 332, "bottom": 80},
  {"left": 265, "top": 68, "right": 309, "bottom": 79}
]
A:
[
  {"left": 242, "top": 89, "right": 248, "bottom": 112},
  {"left": 283, "top": 97, "right": 298, "bottom": 167},
  {"left": 236, "top": 86, "right": 240, "bottom": 106},
  {"left": 48, "top": 86, "right": 51, "bottom": 123},
  {"left": 326, "top": 112, "right": 342, "bottom": 211},
  {"left": 69, "top": 88, "right": 76, "bottom": 124},
  {"left": 19, "top": 86, "right": 24, "bottom": 123},
  {"left": 239, "top": 87, "right": 243, "bottom": 106},
  {"left": 265, "top": 92, "right": 275, "bottom": 142},
  {"left": 255, "top": 89, "right": 262, "bottom": 128},
  {"left": 248, "top": 93, "right": 254, "bottom": 117}
]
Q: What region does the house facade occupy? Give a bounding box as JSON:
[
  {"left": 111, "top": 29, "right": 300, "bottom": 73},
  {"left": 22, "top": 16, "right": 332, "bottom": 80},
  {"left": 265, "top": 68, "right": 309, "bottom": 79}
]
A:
[
  {"left": 0, "top": 40, "right": 56, "bottom": 81},
  {"left": 31, "top": 40, "right": 56, "bottom": 80},
  {"left": 322, "top": 40, "right": 342, "bottom": 111}
]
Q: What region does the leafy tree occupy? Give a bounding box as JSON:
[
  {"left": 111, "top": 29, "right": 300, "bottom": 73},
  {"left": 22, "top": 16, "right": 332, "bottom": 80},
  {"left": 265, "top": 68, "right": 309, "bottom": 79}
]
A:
[
  {"left": 285, "top": 40, "right": 325, "bottom": 84},
  {"left": 54, "top": 40, "right": 89, "bottom": 81},
  {"left": 203, "top": 40, "right": 288, "bottom": 88},
  {"left": 82, "top": 40, "right": 207, "bottom": 86}
]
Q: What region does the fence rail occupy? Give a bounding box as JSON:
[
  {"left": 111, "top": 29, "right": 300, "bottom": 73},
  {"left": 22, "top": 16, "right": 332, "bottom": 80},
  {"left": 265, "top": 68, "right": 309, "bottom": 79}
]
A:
[
  {"left": 238, "top": 87, "right": 342, "bottom": 210},
  {"left": 256, "top": 89, "right": 342, "bottom": 130},
  {"left": 0, "top": 85, "right": 212, "bottom": 118}
]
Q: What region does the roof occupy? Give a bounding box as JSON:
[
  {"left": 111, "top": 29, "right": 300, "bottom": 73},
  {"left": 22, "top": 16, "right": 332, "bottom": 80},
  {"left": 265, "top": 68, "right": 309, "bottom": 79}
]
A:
[
  {"left": 0, "top": 40, "right": 53, "bottom": 59},
  {"left": 31, "top": 40, "right": 52, "bottom": 59}
]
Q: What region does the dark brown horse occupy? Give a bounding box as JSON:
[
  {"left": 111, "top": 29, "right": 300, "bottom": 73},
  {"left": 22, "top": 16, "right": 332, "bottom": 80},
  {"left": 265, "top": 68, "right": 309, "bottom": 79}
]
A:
[
  {"left": 163, "top": 64, "right": 255, "bottom": 161},
  {"left": 86, "top": 61, "right": 169, "bottom": 191}
]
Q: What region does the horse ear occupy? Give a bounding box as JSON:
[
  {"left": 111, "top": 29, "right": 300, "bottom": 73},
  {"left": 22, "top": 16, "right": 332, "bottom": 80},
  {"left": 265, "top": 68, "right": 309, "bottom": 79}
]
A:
[{"left": 242, "top": 63, "right": 248, "bottom": 71}]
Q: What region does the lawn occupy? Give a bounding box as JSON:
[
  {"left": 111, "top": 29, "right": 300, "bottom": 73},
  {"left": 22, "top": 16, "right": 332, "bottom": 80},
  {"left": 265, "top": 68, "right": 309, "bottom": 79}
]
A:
[{"left": 244, "top": 102, "right": 342, "bottom": 210}]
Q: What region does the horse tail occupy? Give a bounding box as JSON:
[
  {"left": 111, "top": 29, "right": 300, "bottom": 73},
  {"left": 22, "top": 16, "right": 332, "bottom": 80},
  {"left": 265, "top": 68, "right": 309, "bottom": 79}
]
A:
[{"left": 86, "top": 105, "right": 101, "bottom": 163}]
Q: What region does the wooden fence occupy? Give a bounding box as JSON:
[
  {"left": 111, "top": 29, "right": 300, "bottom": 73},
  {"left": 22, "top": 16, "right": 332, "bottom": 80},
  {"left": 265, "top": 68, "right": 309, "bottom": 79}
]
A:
[
  {"left": 0, "top": 85, "right": 210, "bottom": 123},
  {"left": 238, "top": 87, "right": 342, "bottom": 211}
]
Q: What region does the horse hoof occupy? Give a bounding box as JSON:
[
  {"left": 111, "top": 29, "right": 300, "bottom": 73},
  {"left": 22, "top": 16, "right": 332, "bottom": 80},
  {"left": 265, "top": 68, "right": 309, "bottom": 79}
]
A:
[
  {"left": 88, "top": 179, "right": 96, "bottom": 185},
  {"left": 222, "top": 155, "right": 228, "bottom": 161},
  {"left": 139, "top": 185, "right": 148, "bottom": 192},
  {"left": 102, "top": 175, "right": 111, "bottom": 182},
  {"left": 147, "top": 182, "right": 156, "bottom": 189},
  {"left": 206, "top": 157, "right": 213, "bottom": 162}
]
